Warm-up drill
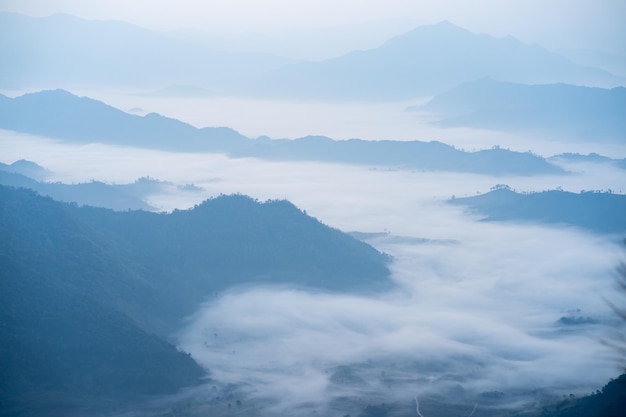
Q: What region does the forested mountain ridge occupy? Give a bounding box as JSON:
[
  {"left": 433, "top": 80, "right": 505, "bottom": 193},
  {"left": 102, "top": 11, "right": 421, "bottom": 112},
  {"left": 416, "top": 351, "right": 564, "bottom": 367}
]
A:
[
  {"left": 0, "top": 90, "right": 565, "bottom": 176},
  {"left": 0, "top": 186, "right": 205, "bottom": 415},
  {"left": 0, "top": 186, "right": 390, "bottom": 415},
  {"left": 449, "top": 187, "right": 626, "bottom": 234},
  {"left": 232, "top": 135, "right": 564, "bottom": 176},
  {"left": 550, "top": 153, "right": 626, "bottom": 170}
]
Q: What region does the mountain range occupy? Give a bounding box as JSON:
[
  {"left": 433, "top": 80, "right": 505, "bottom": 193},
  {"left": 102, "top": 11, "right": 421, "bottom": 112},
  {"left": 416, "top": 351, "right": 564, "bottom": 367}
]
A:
[
  {"left": 0, "top": 185, "right": 390, "bottom": 415},
  {"left": 241, "top": 21, "right": 622, "bottom": 100},
  {"left": 449, "top": 186, "right": 626, "bottom": 235},
  {"left": 231, "top": 135, "right": 564, "bottom": 176},
  {"left": 0, "top": 89, "right": 565, "bottom": 176},
  {"left": 1, "top": 13, "right": 621, "bottom": 100},
  {"left": 414, "top": 78, "right": 626, "bottom": 141}
]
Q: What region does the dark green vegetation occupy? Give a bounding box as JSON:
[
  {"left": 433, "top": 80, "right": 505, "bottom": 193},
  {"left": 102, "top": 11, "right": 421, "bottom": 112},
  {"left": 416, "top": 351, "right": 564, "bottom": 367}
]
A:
[
  {"left": 415, "top": 78, "right": 626, "bottom": 142},
  {"left": 0, "top": 185, "right": 390, "bottom": 416},
  {"left": 449, "top": 187, "right": 626, "bottom": 234},
  {"left": 0, "top": 90, "right": 564, "bottom": 176}
]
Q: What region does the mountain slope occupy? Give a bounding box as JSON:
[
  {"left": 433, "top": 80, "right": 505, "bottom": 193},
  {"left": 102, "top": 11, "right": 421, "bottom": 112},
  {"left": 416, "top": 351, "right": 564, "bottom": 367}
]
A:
[
  {"left": 416, "top": 78, "right": 626, "bottom": 141},
  {"left": 244, "top": 21, "right": 621, "bottom": 100},
  {"left": 0, "top": 186, "right": 205, "bottom": 415},
  {"left": 448, "top": 187, "right": 626, "bottom": 234},
  {"left": 0, "top": 89, "right": 250, "bottom": 151},
  {"left": 2, "top": 185, "right": 390, "bottom": 333},
  {"left": 0, "top": 185, "right": 390, "bottom": 414}
]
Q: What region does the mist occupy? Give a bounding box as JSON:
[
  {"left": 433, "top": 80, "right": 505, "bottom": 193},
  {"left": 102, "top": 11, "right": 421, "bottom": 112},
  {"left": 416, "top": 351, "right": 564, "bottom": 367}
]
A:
[
  {"left": 2, "top": 2, "right": 625, "bottom": 415},
  {"left": 2, "top": 125, "right": 625, "bottom": 415},
  {"left": 174, "top": 216, "right": 622, "bottom": 415}
]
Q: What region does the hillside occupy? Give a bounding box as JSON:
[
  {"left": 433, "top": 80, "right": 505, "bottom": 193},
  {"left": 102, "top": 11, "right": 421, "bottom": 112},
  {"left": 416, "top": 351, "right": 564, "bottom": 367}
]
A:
[
  {"left": 243, "top": 21, "right": 621, "bottom": 100},
  {"left": 0, "top": 89, "right": 249, "bottom": 151},
  {"left": 0, "top": 186, "right": 390, "bottom": 415},
  {"left": 0, "top": 186, "right": 204, "bottom": 415},
  {"left": 448, "top": 187, "right": 626, "bottom": 234},
  {"left": 416, "top": 78, "right": 626, "bottom": 141}
]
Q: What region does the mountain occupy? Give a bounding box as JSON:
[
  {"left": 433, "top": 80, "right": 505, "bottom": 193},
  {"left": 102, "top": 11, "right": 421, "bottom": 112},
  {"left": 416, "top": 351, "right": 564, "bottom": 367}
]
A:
[
  {"left": 0, "top": 90, "right": 565, "bottom": 176},
  {"left": 0, "top": 89, "right": 250, "bottom": 151},
  {"left": 233, "top": 136, "right": 565, "bottom": 176},
  {"left": 415, "top": 78, "right": 626, "bottom": 141},
  {"left": 0, "top": 185, "right": 391, "bottom": 331},
  {"left": 0, "top": 12, "right": 292, "bottom": 90},
  {"left": 242, "top": 21, "right": 622, "bottom": 100},
  {"left": 0, "top": 186, "right": 390, "bottom": 414},
  {"left": 0, "top": 159, "right": 50, "bottom": 180},
  {"left": 448, "top": 186, "right": 626, "bottom": 234},
  {"left": 0, "top": 187, "right": 204, "bottom": 415},
  {"left": 2, "top": 15, "right": 621, "bottom": 99}
]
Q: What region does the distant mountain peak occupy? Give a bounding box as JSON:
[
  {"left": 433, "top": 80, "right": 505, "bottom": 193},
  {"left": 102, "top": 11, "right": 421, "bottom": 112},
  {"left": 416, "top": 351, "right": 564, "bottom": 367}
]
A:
[{"left": 382, "top": 20, "right": 472, "bottom": 45}]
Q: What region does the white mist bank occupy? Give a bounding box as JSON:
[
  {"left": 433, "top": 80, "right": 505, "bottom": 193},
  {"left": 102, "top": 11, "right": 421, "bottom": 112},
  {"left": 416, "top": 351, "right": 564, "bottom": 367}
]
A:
[
  {"left": 1, "top": 130, "right": 625, "bottom": 414},
  {"left": 177, "top": 220, "right": 623, "bottom": 413}
]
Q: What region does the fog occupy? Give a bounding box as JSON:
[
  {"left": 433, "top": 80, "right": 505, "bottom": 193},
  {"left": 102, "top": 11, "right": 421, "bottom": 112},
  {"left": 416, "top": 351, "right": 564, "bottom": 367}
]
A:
[
  {"left": 175, "top": 191, "right": 623, "bottom": 414},
  {"left": 1, "top": 124, "right": 625, "bottom": 414}
]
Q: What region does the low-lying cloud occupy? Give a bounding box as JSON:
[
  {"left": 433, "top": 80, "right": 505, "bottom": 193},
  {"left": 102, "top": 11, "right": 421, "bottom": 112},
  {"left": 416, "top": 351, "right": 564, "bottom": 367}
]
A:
[
  {"left": 2, "top": 129, "right": 625, "bottom": 415},
  {"left": 178, "top": 222, "right": 624, "bottom": 414}
]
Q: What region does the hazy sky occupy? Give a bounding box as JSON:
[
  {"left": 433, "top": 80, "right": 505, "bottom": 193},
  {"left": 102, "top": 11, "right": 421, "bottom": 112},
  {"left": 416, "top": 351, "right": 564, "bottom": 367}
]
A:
[{"left": 2, "top": 0, "right": 625, "bottom": 53}]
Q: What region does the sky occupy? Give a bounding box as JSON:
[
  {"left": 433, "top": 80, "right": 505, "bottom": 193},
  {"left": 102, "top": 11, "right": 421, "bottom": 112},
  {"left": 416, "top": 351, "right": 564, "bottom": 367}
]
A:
[{"left": 2, "top": 0, "right": 625, "bottom": 55}]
